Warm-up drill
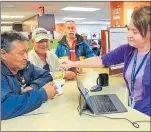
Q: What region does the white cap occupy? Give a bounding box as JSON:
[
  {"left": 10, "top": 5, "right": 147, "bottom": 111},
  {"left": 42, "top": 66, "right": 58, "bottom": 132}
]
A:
[{"left": 32, "top": 27, "right": 51, "bottom": 42}]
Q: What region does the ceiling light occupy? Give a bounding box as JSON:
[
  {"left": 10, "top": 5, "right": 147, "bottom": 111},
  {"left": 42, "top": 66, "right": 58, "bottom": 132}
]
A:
[
  {"left": 1, "top": 26, "right": 12, "bottom": 28},
  {"left": 82, "top": 21, "right": 110, "bottom": 25},
  {"left": 1, "top": 21, "right": 14, "bottom": 24},
  {"left": 99, "top": 19, "right": 110, "bottom": 21},
  {"left": 55, "top": 21, "right": 65, "bottom": 24},
  {"left": 62, "top": 17, "right": 86, "bottom": 20},
  {"left": 61, "top": 7, "right": 100, "bottom": 12},
  {"left": 1, "top": 15, "right": 24, "bottom": 18},
  {"left": 99, "top": 21, "right": 110, "bottom": 24}
]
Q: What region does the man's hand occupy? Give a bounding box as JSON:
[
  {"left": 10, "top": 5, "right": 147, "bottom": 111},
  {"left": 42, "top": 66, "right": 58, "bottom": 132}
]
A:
[
  {"left": 23, "top": 86, "right": 33, "bottom": 92},
  {"left": 43, "top": 82, "right": 58, "bottom": 99},
  {"left": 77, "top": 68, "right": 83, "bottom": 74},
  {"left": 59, "top": 60, "right": 77, "bottom": 70},
  {"left": 64, "top": 71, "right": 76, "bottom": 80}
]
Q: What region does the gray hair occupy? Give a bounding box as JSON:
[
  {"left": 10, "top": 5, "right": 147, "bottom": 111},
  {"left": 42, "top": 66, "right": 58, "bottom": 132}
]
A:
[
  {"left": 65, "top": 20, "right": 76, "bottom": 24},
  {"left": 1, "top": 30, "right": 28, "bottom": 52}
]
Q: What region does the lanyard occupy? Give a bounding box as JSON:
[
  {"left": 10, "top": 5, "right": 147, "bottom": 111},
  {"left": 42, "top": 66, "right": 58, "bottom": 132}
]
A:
[{"left": 131, "top": 50, "right": 150, "bottom": 92}]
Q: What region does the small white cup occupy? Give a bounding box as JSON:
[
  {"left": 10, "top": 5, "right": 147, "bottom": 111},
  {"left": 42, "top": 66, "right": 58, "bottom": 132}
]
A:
[{"left": 53, "top": 79, "right": 65, "bottom": 95}]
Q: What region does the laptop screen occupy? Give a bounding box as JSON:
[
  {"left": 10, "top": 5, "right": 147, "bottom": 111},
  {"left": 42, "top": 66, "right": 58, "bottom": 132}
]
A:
[{"left": 76, "top": 78, "right": 92, "bottom": 107}]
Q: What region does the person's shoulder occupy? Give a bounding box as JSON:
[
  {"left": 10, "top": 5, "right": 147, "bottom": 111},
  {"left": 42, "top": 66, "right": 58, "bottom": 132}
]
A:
[
  {"left": 28, "top": 49, "right": 37, "bottom": 61},
  {"left": 25, "top": 61, "right": 50, "bottom": 76},
  {"left": 119, "top": 44, "right": 134, "bottom": 50},
  {"left": 25, "top": 61, "right": 34, "bottom": 69},
  {"left": 120, "top": 43, "right": 129, "bottom": 48},
  {"left": 1, "top": 74, "right": 7, "bottom": 81},
  {"left": 25, "top": 61, "right": 43, "bottom": 72},
  {"left": 20, "top": 61, "right": 34, "bottom": 75},
  {"left": 47, "top": 50, "right": 56, "bottom": 56},
  {"left": 47, "top": 50, "right": 59, "bottom": 60},
  {"left": 116, "top": 44, "right": 135, "bottom": 57},
  {"left": 58, "top": 35, "right": 66, "bottom": 44},
  {"left": 28, "top": 49, "right": 35, "bottom": 56},
  {"left": 78, "top": 40, "right": 88, "bottom": 46},
  {"left": 56, "top": 41, "right": 65, "bottom": 49}
]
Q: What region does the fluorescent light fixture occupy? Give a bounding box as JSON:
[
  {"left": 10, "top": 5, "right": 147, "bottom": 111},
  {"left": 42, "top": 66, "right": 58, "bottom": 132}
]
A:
[
  {"left": 61, "top": 7, "right": 100, "bottom": 12},
  {"left": 1, "top": 15, "right": 24, "bottom": 18},
  {"left": 99, "top": 19, "right": 110, "bottom": 21},
  {"left": 1, "top": 26, "right": 12, "bottom": 29},
  {"left": 99, "top": 21, "right": 110, "bottom": 25},
  {"left": 1, "top": 21, "right": 14, "bottom": 24},
  {"left": 62, "top": 17, "right": 86, "bottom": 20},
  {"left": 55, "top": 21, "right": 65, "bottom": 24},
  {"left": 82, "top": 21, "right": 110, "bottom": 25}
]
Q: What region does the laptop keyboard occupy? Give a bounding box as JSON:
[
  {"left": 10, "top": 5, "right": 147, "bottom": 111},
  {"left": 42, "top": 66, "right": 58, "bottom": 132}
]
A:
[{"left": 92, "top": 95, "right": 118, "bottom": 113}]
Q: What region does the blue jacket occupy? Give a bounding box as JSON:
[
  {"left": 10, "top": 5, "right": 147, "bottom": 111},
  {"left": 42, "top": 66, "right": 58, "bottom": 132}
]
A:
[
  {"left": 102, "top": 44, "right": 150, "bottom": 116},
  {"left": 55, "top": 34, "right": 95, "bottom": 60},
  {"left": 1, "top": 61, "right": 52, "bottom": 120}
]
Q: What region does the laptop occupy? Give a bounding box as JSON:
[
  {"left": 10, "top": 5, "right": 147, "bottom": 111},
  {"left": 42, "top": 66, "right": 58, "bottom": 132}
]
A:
[{"left": 76, "top": 78, "right": 128, "bottom": 115}]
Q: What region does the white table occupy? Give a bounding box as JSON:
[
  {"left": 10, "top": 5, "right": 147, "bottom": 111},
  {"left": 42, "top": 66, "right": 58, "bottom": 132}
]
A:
[{"left": 1, "top": 68, "right": 150, "bottom": 131}]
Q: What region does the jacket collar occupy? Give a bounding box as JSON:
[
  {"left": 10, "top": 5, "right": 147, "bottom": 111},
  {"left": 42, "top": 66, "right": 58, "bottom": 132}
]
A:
[
  {"left": 59, "top": 34, "right": 84, "bottom": 46},
  {"left": 1, "top": 61, "right": 30, "bottom": 76},
  {"left": 1, "top": 61, "right": 14, "bottom": 76}
]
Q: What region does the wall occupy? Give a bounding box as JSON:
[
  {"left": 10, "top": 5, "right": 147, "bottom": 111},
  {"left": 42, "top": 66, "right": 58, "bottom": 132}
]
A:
[
  {"left": 124, "top": 2, "right": 150, "bottom": 25},
  {"left": 110, "top": 1, "right": 150, "bottom": 27},
  {"left": 76, "top": 24, "right": 109, "bottom": 39},
  {"left": 22, "top": 15, "right": 38, "bottom": 32},
  {"left": 55, "top": 23, "right": 65, "bottom": 34},
  {"left": 110, "top": 2, "right": 124, "bottom": 27}
]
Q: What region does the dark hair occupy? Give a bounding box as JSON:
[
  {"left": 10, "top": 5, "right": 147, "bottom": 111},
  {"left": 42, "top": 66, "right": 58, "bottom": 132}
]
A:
[
  {"left": 1, "top": 30, "right": 28, "bottom": 52},
  {"left": 131, "top": 5, "right": 151, "bottom": 38}
]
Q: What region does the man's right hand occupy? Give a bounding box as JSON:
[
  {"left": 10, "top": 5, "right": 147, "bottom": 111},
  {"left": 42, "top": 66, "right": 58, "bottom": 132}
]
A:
[
  {"left": 43, "top": 82, "right": 58, "bottom": 99},
  {"left": 64, "top": 71, "right": 77, "bottom": 80}
]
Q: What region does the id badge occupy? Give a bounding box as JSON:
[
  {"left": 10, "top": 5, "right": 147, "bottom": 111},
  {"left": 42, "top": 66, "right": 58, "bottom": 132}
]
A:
[{"left": 129, "top": 96, "right": 135, "bottom": 108}]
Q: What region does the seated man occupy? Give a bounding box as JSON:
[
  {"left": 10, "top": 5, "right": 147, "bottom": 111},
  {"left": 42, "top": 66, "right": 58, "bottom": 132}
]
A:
[
  {"left": 1, "top": 30, "right": 58, "bottom": 120},
  {"left": 55, "top": 20, "right": 96, "bottom": 73},
  {"left": 28, "top": 27, "right": 76, "bottom": 80}
]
